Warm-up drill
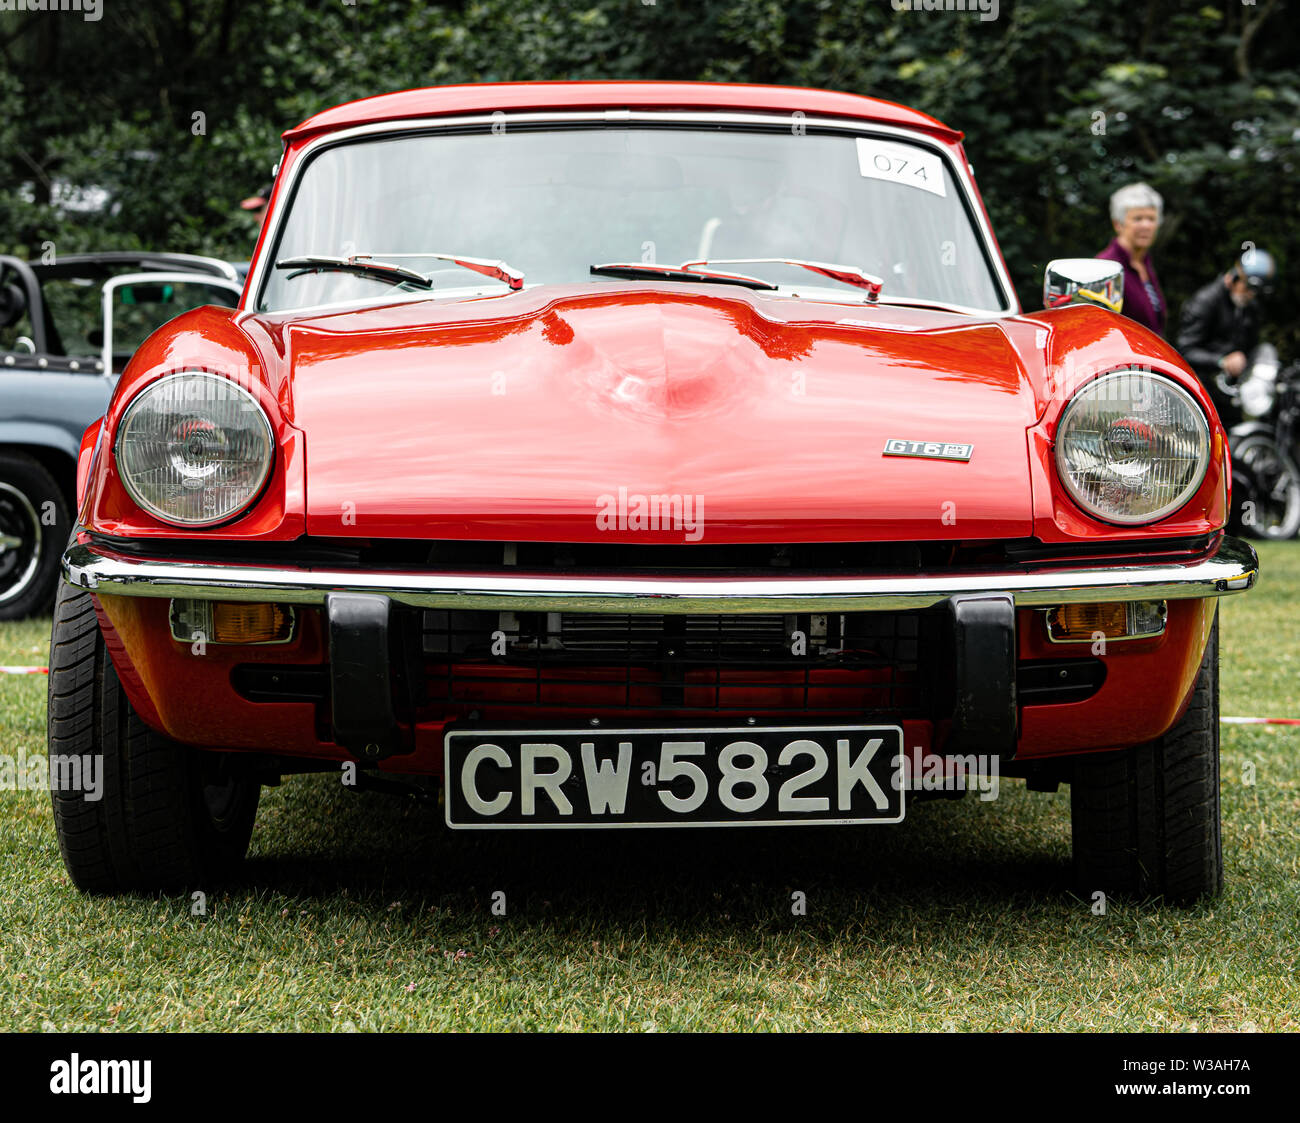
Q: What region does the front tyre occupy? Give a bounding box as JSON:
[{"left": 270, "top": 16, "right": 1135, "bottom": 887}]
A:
[
  {"left": 48, "top": 579, "right": 261, "bottom": 893},
  {"left": 1070, "top": 609, "right": 1222, "bottom": 905}
]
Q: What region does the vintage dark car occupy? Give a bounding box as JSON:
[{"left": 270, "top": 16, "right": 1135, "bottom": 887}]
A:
[
  {"left": 52, "top": 83, "right": 1257, "bottom": 902},
  {"left": 1, "top": 252, "right": 243, "bottom": 618}
]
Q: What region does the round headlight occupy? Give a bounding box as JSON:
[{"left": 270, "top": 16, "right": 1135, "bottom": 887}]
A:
[
  {"left": 115, "top": 372, "right": 275, "bottom": 526},
  {"left": 1240, "top": 372, "right": 1276, "bottom": 420},
  {"left": 1055, "top": 370, "right": 1210, "bottom": 525}
]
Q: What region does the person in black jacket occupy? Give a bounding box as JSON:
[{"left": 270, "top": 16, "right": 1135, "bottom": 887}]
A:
[{"left": 1176, "top": 248, "right": 1276, "bottom": 425}]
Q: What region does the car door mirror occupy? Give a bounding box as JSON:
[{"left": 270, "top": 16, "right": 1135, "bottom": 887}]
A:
[{"left": 1043, "top": 258, "right": 1123, "bottom": 313}]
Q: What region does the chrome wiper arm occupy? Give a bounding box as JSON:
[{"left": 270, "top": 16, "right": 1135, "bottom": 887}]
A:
[
  {"left": 590, "top": 262, "right": 777, "bottom": 291},
  {"left": 274, "top": 255, "right": 434, "bottom": 288},
  {"left": 355, "top": 253, "right": 525, "bottom": 291},
  {"left": 681, "top": 258, "right": 884, "bottom": 302}
]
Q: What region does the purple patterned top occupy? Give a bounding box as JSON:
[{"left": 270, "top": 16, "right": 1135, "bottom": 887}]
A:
[{"left": 1096, "top": 237, "right": 1166, "bottom": 337}]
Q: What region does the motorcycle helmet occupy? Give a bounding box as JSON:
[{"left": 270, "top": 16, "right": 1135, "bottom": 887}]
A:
[{"left": 1234, "top": 247, "right": 1276, "bottom": 296}]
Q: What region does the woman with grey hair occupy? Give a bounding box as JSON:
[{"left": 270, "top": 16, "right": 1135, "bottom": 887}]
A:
[{"left": 1096, "top": 182, "right": 1167, "bottom": 336}]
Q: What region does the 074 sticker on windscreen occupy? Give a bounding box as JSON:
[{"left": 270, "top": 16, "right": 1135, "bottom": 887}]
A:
[{"left": 855, "top": 138, "right": 946, "bottom": 198}]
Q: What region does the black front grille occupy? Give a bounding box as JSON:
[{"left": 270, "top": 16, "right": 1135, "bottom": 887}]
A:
[
  {"left": 399, "top": 608, "right": 946, "bottom": 719},
  {"left": 231, "top": 610, "right": 1109, "bottom": 725}
]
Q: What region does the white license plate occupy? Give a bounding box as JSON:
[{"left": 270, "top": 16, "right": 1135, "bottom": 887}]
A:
[{"left": 444, "top": 725, "right": 905, "bottom": 829}]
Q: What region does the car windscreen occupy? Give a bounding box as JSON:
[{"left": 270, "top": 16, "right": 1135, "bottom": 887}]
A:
[
  {"left": 257, "top": 125, "right": 1007, "bottom": 313},
  {"left": 105, "top": 279, "right": 239, "bottom": 358}
]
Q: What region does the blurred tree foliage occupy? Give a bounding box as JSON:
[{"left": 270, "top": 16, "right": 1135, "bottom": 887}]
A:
[{"left": 1, "top": 0, "right": 1295, "bottom": 347}]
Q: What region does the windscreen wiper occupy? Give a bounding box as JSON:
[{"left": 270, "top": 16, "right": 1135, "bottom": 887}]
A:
[
  {"left": 590, "top": 262, "right": 777, "bottom": 291},
  {"left": 681, "top": 258, "right": 884, "bottom": 301},
  {"left": 275, "top": 253, "right": 525, "bottom": 291},
  {"left": 274, "top": 255, "right": 435, "bottom": 288}
]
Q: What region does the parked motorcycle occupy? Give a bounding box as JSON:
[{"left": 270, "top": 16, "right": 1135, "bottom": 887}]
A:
[{"left": 1219, "top": 343, "right": 1300, "bottom": 540}]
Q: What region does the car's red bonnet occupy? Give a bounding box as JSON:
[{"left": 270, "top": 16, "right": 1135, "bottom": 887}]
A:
[{"left": 252, "top": 284, "right": 1039, "bottom": 544}]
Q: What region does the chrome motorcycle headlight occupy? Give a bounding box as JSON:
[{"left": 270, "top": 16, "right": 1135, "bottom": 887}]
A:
[
  {"left": 1055, "top": 370, "right": 1210, "bottom": 525},
  {"left": 115, "top": 372, "right": 275, "bottom": 526},
  {"left": 1240, "top": 372, "right": 1276, "bottom": 420}
]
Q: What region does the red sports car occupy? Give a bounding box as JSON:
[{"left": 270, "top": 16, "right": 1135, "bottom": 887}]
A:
[{"left": 52, "top": 83, "right": 1257, "bottom": 903}]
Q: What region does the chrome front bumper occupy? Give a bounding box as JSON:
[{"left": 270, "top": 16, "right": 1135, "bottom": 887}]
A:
[{"left": 63, "top": 535, "right": 1258, "bottom": 615}]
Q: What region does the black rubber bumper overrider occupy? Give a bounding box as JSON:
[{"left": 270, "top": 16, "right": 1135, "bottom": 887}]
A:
[
  {"left": 327, "top": 592, "right": 404, "bottom": 759},
  {"left": 946, "top": 592, "right": 1018, "bottom": 760}
]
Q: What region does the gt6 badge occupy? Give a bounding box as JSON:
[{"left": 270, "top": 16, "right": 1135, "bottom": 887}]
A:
[{"left": 882, "top": 438, "right": 974, "bottom": 461}]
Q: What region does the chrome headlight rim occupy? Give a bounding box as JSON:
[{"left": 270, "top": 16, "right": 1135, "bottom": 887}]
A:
[
  {"left": 114, "top": 370, "right": 276, "bottom": 528},
  {"left": 1054, "top": 368, "right": 1211, "bottom": 527}
]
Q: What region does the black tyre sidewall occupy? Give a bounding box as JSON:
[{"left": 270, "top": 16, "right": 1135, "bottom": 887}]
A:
[
  {"left": 1234, "top": 436, "right": 1300, "bottom": 540},
  {"left": 48, "top": 579, "right": 260, "bottom": 892},
  {"left": 1071, "top": 608, "right": 1222, "bottom": 904}
]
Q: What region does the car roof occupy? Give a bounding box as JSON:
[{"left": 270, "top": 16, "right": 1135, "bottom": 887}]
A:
[
  {"left": 28, "top": 252, "right": 240, "bottom": 282},
  {"left": 283, "top": 81, "right": 964, "bottom": 145}
]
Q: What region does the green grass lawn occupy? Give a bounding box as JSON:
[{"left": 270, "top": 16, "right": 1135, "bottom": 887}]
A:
[{"left": 1, "top": 544, "right": 1297, "bottom": 1032}]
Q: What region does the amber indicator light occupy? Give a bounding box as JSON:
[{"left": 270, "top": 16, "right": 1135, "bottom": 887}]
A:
[
  {"left": 1046, "top": 602, "right": 1128, "bottom": 640},
  {"left": 211, "top": 602, "right": 293, "bottom": 645}
]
